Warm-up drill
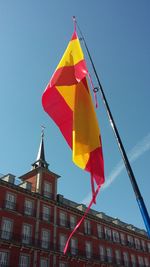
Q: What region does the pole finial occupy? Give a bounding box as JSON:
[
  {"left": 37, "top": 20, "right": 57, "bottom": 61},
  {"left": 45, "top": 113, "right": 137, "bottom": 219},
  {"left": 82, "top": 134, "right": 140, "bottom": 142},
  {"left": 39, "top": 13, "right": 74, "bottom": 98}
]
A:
[
  {"left": 72, "top": 16, "right": 77, "bottom": 32},
  {"left": 41, "top": 125, "right": 45, "bottom": 138}
]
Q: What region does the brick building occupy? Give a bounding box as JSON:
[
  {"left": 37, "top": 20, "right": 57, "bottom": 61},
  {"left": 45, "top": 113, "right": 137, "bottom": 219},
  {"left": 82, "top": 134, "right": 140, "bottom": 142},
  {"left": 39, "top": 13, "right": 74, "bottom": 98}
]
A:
[{"left": 0, "top": 133, "right": 150, "bottom": 267}]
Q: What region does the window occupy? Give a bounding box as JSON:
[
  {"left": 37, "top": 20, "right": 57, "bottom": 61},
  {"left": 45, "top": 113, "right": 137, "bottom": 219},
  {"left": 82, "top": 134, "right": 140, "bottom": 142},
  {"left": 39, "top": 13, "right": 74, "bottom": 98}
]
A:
[
  {"left": 22, "top": 224, "right": 32, "bottom": 245},
  {"left": 43, "top": 182, "right": 52, "bottom": 198},
  {"left": 99, "top": 245, "right": 105, "bottom": 262},
  {"left": 85, "top": 241, "right": 92, "bottom": 259},
  {"left": 141, "top": 240, "right": 146, "bottom": 251},
  {"left": 147, "top": 242, "right": 150, "bottom": 253},
  {"left": 59, "top": 262, "right": 68, "bottom": 267},
  {"left": 131, "top": 254, "right": 136, "bottom": 267},
  {"left": 41, "top": 229, "right": 50, "bottom": 249},
  {"left": 127, "top": 235, "right": 134, "bottom": 247},
  {"left": 5, "top": 192, "right": 16, "bottom": 210},
  {"left": 112, "top": 230, "right": 120, "bottom": 243},
  {"left": 70, "top": 215, "right": 76, "bottom": 229},
  {"left": 60, "top": 212, "right": 67, "bottom": 227},
  {"left": 40, "top": 258, "right": 49, "bottom": 267},
  {"left": 106, "top": 247, "right": 112, "bottom": 263},
  {"left": 97, "top": 224, "right": 103, "bottom": 239},
  {"left": 71, "top": 238, "right": 77, "bottom": 255},
  {"left": 115, "top": 250, "right": 121, "bottom": 265},
  {"left": 59, "top": 234, "right": 66, "bottom": 252},
  {"left": 84, "top": 220, "right": 91, "bottom": 235},
  {"left": 123, "top": 252, "right": 129, "bottom": 267},
  {"left": 104, "top": 227, "right": 111, "bottom": 241},
  {"left": 43, "top": 205, "right": 51, "bottom": 222},
  {"left": 120, "top": 233, "right": 126, "bottom": 245},
  {"left": 144, "top": 257, "right": 149, "bottom": 267},
  {"left": 1, "top": 218, "right": 13, "bottom": 240},
  {"left": 24, "top": 199, "right": 33, "bottom": 216},
  {"left": 138, "top": 256, "right": 144, "bottom": 267},
  {"left": 19, "top": 254, "right": 30, "bottom": 267},
  {"left": 0, "top": 251, "right": 9, "bottom": 266},
  {"left": 135, "top": 238, "right": 141, "bottom": 250}
]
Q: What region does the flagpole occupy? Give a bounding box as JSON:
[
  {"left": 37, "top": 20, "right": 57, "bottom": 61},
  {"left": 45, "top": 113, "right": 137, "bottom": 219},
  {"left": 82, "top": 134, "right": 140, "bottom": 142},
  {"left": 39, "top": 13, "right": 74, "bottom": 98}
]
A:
[{"left": 74, "top": 17, "right": 150, "bottom": 237}]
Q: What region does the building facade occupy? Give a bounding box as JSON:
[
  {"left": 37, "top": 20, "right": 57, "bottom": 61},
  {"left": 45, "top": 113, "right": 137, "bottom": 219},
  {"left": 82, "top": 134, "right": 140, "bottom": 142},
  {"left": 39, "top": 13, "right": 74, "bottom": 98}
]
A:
[{"left": 0, "top": 134, "right": 150, "bottom": 267}]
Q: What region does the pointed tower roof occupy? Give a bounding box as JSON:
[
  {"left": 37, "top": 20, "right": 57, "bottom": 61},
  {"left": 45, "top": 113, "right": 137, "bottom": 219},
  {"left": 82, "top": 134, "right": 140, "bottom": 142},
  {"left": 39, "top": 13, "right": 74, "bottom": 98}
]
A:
[{"left": 32, "top": 126, "right": 49, "bottom": 169}]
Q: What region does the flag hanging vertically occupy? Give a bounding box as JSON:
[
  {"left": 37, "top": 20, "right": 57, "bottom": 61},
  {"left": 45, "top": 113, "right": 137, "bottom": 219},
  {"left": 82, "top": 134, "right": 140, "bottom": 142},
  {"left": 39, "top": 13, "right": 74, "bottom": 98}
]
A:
[
  {"left": 42, "top": 30, "right": 104, "bottom": 187},
  {"left": 42, "top": 27, "right": 105, "bottom": 252}
]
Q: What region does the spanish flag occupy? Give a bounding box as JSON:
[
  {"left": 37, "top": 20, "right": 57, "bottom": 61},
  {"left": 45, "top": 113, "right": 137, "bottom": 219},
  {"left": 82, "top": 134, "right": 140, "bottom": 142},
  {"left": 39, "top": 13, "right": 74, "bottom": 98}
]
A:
[
  {"left": 42, "top": 30, "right": 104, "bottom": 188},
  {"left": 42, "top": 29, "right": 105, "bottom": 252}
]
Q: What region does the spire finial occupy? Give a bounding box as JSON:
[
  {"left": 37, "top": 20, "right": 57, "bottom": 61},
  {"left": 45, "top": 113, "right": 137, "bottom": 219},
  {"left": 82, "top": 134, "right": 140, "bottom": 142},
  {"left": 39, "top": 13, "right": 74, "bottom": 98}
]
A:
[{"left": 41, "top": 125, "right": 45, "bottom": 138}]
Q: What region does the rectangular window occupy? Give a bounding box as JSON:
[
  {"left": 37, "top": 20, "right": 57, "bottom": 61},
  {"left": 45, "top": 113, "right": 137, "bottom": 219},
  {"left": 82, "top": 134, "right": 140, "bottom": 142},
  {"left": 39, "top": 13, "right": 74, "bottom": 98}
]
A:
[
  {"left": 106, "top": 247, "right": 112, "bottom": 263},
  {"left": 138, "top": 256, "right": 144, "bottom": 266},
  {"left": 135, "top": 238, "right": 141, "bottom": 250},
  {"left": 41, "top": 229, "right": 50, "bottom": 249},
  {"left": 60, "top": 212, "right": 67, "bottom": 227},
  {"left": 22, "top": 224, "right": 32, "bottom": 245},
  {"left": 59, "top": 234, "right": 66, "bottom": 252},
  {"left": 71, "top": 238, "right": 77, "bottom": 255},
  {"left": 123, "top": 252, "right": 129, "bottom": 267},
  {"left": 112, "top": 230, "right": 120, "bottom": 243},
  {"left": 120, "top": 233, "right": 126, "bottom": 245},
  {"left": 147, "top": 242, "right": 150, "bottom": 253},
  {"left": 131, "top": 254, "right": 136, "bottom": 267},
  {"left": 104, "top": 227, "right": 111, "bottom": 241},
  {"left": 24, "top": 199, "right": 33, "bottom": 216},
  {"left": 59, "top": 262, "right": 68, "bottom": 267},
  {"left": 43, "top": 206, "right": 51, "bottom": 222},
  {"left": 1, "top": 218, "right": 13, "bottom": 240},
  {"left": 43, "top": 182, "right": 52, "bottom": 198},
  {"left": 115, "top": 250, "right": 121, "bottom": 265},
  {"left": 97, "top": 224, "right": 103, "bottom": 239},
  {"left": 70, "top": 215, "right": 76, "bottom": 229},
  {"left": 127, "top": 235, "right": 134, "bottom": 248},
  {"left": 85, "top": 241, "right": 92, "bottom": 259},
  {"left": 144, "top": 257, "right": 149, "bottom": 267},
  {"left": 141, "top": 240, "right": 146, "bottom": 251},
  {"left": 19, "top": 254, "right": 30, "bottom": 267},
  {"left": 84, "top": 220, "right": 91, "bottom": 235},
  {"left": 99, "top": 245, "right": 105, "bottom": 262},
  {"left": 0, "top": 251, "right": 9, "bottom": 266},
  {"left": 40, "top": 258, "right": 48, "bottom": 267},
  {"left": 5, "top": 192, "right": 16, "bottom": 210}
]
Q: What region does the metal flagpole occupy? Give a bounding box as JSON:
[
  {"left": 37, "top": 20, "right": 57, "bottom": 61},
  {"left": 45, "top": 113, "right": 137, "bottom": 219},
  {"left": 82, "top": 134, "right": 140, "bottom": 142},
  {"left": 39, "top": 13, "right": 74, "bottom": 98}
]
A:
[{"left": 74, "top": 17, "right": 150, "bottom": 237}]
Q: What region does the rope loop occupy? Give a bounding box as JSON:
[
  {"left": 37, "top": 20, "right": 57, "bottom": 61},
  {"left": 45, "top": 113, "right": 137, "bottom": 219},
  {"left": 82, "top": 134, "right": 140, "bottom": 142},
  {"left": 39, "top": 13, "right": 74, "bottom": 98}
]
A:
[{"left": 93, "top": 87, "right": 99, "bottom": 93}]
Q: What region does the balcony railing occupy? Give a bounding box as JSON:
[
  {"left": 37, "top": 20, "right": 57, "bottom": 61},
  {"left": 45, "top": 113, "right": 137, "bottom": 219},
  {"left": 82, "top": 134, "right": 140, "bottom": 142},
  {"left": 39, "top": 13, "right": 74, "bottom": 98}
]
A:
[
  {"left": 40, "top": 212, "right": 53, "bottom": 223},
  {"left": 58, "top": 219, "right": 70, "bottom": 228},
  {"left": 24, "top": 206, "right": 36, "bottom": 217},
  {"left": 22, "top": 235, "right": 33, "bottom": 245},
  {"left": 4, "top": 200, "right": 16, "bottom": 211},
  {"left": 0, "top": 230, "right": 53, "bottom": 251},
  {"left": 43, "top": 191, "right": 54, "bottom": 200},
  {"left": 0, "top": 230, "right": 12, "bottom": 241},
  {"left": 0, "top": 264, "right": 10, "bottom": 267}
]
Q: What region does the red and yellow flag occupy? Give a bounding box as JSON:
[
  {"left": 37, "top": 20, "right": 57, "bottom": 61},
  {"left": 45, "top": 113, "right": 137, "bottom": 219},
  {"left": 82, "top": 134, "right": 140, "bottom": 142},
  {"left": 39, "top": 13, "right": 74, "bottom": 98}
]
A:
[{"left": 42, "top": 30, "right": 104, "bottom": 188}]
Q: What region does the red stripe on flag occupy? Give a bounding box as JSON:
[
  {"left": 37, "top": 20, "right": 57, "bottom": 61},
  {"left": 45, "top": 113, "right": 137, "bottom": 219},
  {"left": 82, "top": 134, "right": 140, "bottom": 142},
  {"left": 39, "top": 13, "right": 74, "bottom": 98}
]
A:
[
  {"left": 51, "top": 60, "right": 88, "bottom": 87},
  {"left": 71, "top": 31, "right": 77, "bottom": 40},
  {"left": 85, "top": 146, "right": 104, "bottom": 186},
  {"left": 42, "top": 85, "right": 73, "bottom": 148}
]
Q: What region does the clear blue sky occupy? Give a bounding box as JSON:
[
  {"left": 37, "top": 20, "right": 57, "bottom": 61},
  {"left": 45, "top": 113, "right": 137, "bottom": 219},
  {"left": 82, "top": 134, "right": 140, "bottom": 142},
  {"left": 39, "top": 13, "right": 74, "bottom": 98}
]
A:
[{"left": 0, "top": 1, "right": 150, "bottom": 231}]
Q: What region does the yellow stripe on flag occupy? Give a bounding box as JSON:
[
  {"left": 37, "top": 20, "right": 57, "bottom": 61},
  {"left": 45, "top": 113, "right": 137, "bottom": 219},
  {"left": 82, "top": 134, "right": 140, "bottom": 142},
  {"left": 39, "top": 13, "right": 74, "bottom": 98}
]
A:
[
  {"left": 73, "top": 81, "right": 101, "bottom": 169},
  {"left": 56, "top": 38, "right": 84, "bottom": 69}
]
